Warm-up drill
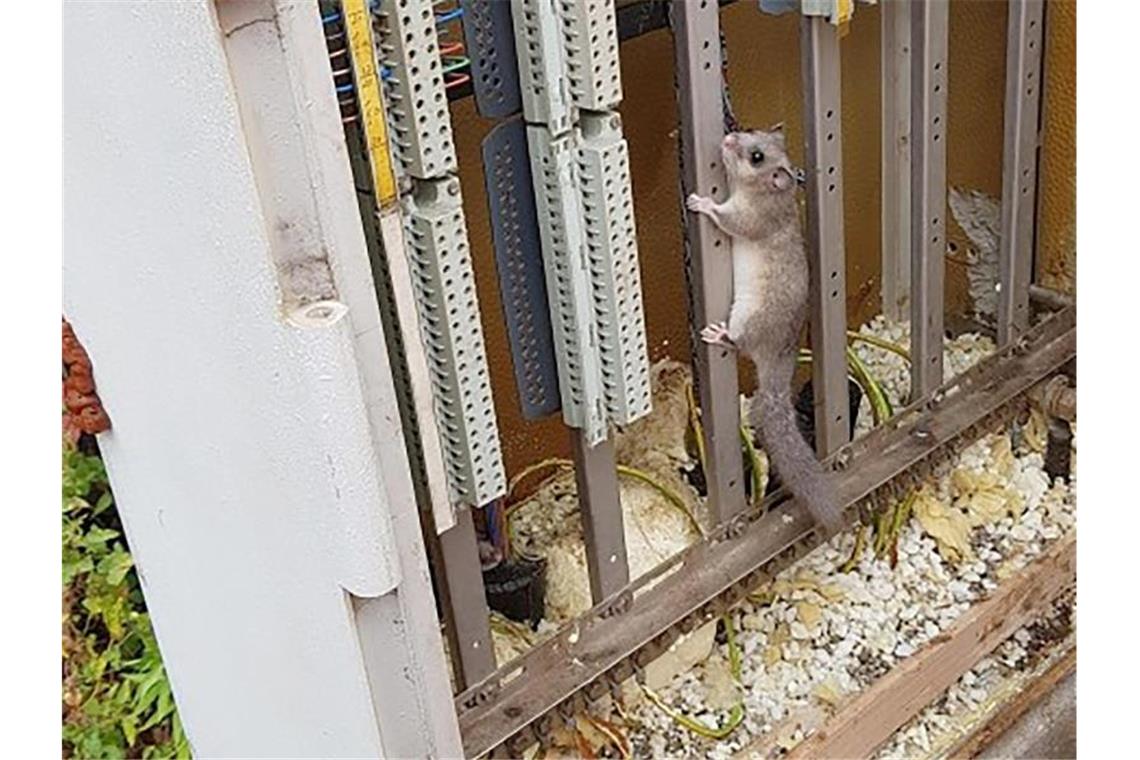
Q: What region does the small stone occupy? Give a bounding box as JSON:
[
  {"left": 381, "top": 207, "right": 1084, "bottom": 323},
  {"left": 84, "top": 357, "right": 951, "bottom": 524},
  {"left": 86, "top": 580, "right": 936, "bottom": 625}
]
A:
[
  {"left": 1011, "top": 523, "right": 1036, "bottom": 542},
  {"left": 895, "top": 641, "right": 917, "bottom": 658},
  {"left": 742, "top": 613, "right": 764, "bottom": 631}
]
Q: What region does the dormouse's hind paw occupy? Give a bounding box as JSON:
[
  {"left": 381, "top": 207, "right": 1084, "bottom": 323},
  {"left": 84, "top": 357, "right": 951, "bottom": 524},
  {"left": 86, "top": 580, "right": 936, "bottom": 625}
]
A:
[
  {"left": 701, "top": 321, "right": 734, "bottom": 349},
  {"left": 686, "top": 193, "right": 713, "bottom": 215}
]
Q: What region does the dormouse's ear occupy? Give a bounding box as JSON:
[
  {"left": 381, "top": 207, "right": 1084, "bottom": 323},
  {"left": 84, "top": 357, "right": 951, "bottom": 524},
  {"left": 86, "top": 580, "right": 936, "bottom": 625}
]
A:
[
  {"left": 771, "top": 166, "right": 795, "bottom": 192},
  {"left": 768, "top": 122, "right": 787, "bottom": 145}
]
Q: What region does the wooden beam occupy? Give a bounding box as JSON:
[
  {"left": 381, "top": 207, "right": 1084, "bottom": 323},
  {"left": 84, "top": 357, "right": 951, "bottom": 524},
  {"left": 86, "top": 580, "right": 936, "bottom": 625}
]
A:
[
  {"left": 948, "top": 646, "right": 1075, "bottom": 759},
  {"left": 788, "top": 534, "right": 1075, "bottom": 760}
]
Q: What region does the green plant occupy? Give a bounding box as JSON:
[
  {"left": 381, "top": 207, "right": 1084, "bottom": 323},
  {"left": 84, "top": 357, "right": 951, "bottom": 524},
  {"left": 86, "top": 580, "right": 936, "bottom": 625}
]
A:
[{"left": 63, "top": 444, "right": 189, "bottom": 759}]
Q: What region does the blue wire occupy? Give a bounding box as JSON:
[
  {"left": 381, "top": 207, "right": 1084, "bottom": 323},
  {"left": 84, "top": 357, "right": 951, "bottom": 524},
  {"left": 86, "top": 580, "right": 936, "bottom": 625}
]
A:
[
  {"left": 336, "top": 83, "right": 355, "bottom": 94},
  {"left": 485, "top": 502, "right": 500, "bottom": 548},
  {"left": 321, "top": 11, "right": 341, "bottom": 24},
  {"left": 435, "top": 7, "right": 463, "bottom": 24}
]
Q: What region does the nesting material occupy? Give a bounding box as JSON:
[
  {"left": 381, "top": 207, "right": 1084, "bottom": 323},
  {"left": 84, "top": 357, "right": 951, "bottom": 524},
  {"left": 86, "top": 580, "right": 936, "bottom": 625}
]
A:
[{"left": 500, "top": 360, "right": 705, "bottom": 642}]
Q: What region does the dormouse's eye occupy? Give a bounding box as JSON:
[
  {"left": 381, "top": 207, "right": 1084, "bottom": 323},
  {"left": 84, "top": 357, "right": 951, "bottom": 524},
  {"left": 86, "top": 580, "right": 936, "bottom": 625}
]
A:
[{"left": 749, "top": 148, "right": 765, "bottom": 166}]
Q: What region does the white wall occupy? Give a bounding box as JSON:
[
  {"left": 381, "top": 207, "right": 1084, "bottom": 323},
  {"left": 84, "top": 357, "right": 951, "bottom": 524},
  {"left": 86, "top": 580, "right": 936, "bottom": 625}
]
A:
[{"left": 63, "top": 1, "right": 460, "bottom": 756}]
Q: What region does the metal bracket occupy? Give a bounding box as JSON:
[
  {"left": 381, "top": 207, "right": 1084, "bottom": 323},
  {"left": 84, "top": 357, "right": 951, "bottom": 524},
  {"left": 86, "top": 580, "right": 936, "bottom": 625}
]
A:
[
  {"left": 460, "top": 0, "right": 524, "bottom": 119},
  {"left": 909, "top": 0, "right": 949, "bottom": 400},
  {"left": 997, "top": 0, "right": 1046, "bottom": 346},
  {"left": 801, "top": 15, "right": 850, "bottom": 456},
  {"left": 482, "top": 118, "right": 562, "bottom": 419}
]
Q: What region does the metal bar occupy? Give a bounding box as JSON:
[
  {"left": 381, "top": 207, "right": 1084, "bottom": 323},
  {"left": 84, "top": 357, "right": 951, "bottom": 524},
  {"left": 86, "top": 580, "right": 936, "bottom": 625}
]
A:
[
  {"left": 801, "top": 16, "right": 850, "bottom": 457},
  {"left": 433, "top": 506, "right": 497, "bottom": 690},
  {"left": 1029, "top": 283, "right": 1074, "bottom": 312},
  {"left": 671, "top": 0, "right": 746, "bottom": 524},
  {"left": 997, "top": 0, "right": 1046, "bottom": 346},
  {"left": 880, "top": 0, "right": 911, "bottom": 321},
  {"left": 570, "top": 432, "right": 631, "bottom": 603},
  {"left": 908, "top": 0, "right": 949, "bottom": 400},
  {"left": 456, "top": 305, "right": 1077, "bottom": 757}
]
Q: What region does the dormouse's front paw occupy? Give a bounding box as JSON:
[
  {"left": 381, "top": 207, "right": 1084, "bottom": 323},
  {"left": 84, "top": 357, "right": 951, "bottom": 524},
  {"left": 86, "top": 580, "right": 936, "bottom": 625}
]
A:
[
  {"left": 700, "top": 321, "right": 734, "bottom": 349},
  {"left": 686, "top": 194, "right": 712, "bottom": 215}
]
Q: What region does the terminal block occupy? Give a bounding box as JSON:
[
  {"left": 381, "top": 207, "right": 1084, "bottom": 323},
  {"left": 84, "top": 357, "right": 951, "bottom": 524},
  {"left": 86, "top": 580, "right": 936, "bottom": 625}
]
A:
[
  {"left": 558, "top": 0, "right": 622, "bottom": 111},
  {"left": 577, "top": 111, "right": 650, "bottom": 425},
  {"left": 372, "top": 0, "right": 459, "bottom": 178},
  {"left": 511, "top": 0, "right": 575, "bottom": 136},
  {"left": 526, "top": 124, "right": 608, "bottom": 445},
  {"left": 403, "top": 178, "right": 506, "bottom": 507}
]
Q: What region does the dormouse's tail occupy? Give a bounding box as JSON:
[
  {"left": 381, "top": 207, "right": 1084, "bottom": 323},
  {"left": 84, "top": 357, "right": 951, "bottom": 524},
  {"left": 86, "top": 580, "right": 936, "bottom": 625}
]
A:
[{"left": 750, "top": 377, "right": 845, "bottom": 536}]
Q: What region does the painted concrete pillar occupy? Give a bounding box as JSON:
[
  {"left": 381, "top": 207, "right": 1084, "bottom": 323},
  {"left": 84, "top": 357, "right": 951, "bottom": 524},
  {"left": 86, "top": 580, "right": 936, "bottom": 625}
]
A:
[{"left": 63, "top": 1, "right": 461, "bottom": 756}]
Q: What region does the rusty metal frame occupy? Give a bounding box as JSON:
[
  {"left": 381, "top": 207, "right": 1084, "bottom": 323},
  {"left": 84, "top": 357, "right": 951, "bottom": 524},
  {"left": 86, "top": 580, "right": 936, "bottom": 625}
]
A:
[
  {"left": 880, "top": 0, "right": 911, "bottom": 322},
  {"left": 997, "top": 0, "right": 1046, "bottom": 346},
  {"left": 801, "top": 15, "right": 850, "bottom": 456},
  {"left": 455, "top": 305, "right": 1075, "bottom": 757},
  {"left": 671, "top": 0, "right": 747, "bottom": 524},
  {"left": 908, "top": 0, "right": 949, "bottom": 400},
  {"left": 571, "top": 433, "right": 631, "bottom": 602},
  {"left": 431, "top": 507, "right": 497, "bottom": 689}
]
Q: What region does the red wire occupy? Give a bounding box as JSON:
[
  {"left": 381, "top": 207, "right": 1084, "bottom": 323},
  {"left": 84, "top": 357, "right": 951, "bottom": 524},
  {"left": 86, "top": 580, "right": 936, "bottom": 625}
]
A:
[{"left": 444, "top": 72, "right": 471, "bottom": 90}]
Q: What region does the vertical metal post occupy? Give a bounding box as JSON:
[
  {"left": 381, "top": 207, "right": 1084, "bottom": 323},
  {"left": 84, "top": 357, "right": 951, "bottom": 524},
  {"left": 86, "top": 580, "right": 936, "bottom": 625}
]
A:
[
  {"left": 672, "top": 0, "right": 746, "bottom": 524},
  {"left": 801, "top": 16, "right": 850, "bottom": 456},
  {"left": 432, "top": 507, "right": 496, "bottom": 690},
  {"left": 998, "top": 0, "right": 1046, "bottom": 346},
  {"left": 881, "top": 0, "right": 912, "bottom": 322},
  {"left": 571, "top": 432, "right": 630, "bottom": 602},
  {"left": 909, "top": 0, "right": 949, "bottom": 400}
]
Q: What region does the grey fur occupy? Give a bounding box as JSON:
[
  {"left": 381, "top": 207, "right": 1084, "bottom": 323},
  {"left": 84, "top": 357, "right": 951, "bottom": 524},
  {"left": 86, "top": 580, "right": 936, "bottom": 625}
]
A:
[{"left": 686, "top": 127, "right": 844, "bottom": 536}]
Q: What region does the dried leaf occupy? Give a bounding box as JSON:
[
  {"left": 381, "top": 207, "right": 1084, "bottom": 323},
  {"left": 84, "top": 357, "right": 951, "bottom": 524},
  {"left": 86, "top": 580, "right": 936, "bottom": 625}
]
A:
[
  {"left": 770, "top": 623, "right": 791, "bottom": 648},
  {"left": 991, "top": 435, "right": 1015, "bottom": 477},
  {"left": 951, "top": 467, "right": 1004, "bottom": 495},
  {"left": 701, "top": 655, "right": 742, "bottom": 711},
  {"left": 796, "top": 601, "right": 822, "bottom": 629},
  {"left": 763, "top": 645, "right": 783, "bottom": 667},
  {"left": 811, "top": 679, "right": 844, "bottom": 708},
  {"left": 1024, "top": 407, "right": 1048, "bottom": 453},
  {"left": 913, "top": 488, "right": 975, "bottom": 563}
]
